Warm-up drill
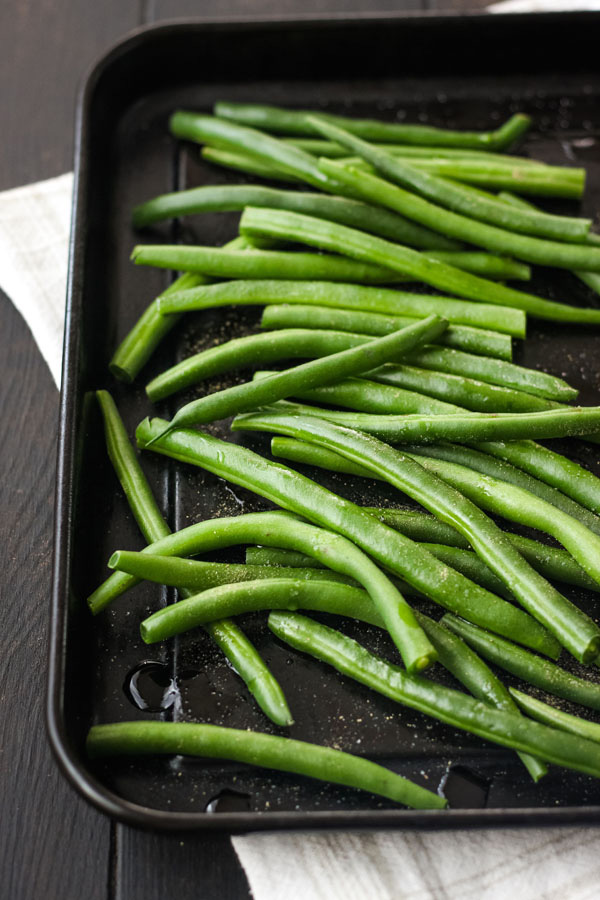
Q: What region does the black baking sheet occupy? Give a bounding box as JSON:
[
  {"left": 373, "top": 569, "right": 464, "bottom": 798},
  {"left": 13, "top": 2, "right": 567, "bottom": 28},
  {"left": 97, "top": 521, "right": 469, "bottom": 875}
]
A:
[{"left": 49, "top": 13, "right": 600, "bottom": 829}]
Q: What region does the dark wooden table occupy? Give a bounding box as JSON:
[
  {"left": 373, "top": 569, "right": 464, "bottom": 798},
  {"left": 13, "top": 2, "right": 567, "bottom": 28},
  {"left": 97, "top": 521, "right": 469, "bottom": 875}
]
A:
[{"left": 0, "top": 1, "right": 490, "bottom": 897}]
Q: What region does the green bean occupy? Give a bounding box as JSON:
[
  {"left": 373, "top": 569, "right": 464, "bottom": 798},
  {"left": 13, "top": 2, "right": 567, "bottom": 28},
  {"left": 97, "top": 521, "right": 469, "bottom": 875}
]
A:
[
  {"left": 233, "top": 411, "right": 595, "bottom": 661},
  {"left": 416, "top": 616, "right": 545, "bottom": 780},
  {"left": 147, "top": 316, "right": 449, "bottom": 442},
  {"left": 136, "top": 418, "right": 558, "bottom": 657},
  {"left": 268, "top": 443, "right": 600, "bottom": 593},
  {"left": 260, "top": 305, "right": 513, "bottom": 360},
  {"left": 131, "top": 183, "right": 459, "bottom": 250},
  {"left": 478, "top": 440, "right": 600, "bottom": 515},
  {"left": 95, "top": 391, "right": 292, "bottom": 726},
  {"left": 402, "top": 442, "right": 600, "bottom": 537},
  {"left": 203, "top": 140, "right": 579, "bottom": 202},
  {"left": 156, "top": 279, "right": 526, "bottom": 337},
  {"left": 255, "top": 368, "right": 556, "bottom": 416},
  {"left": 118, "top": 510, "right": 438, "bottom": 672},
  {"left": 269, "top": 612, "right": 600, "bottom": 778},
  {"left": 133, "top": 569, "right": 542, "bottom": 778},
  {"left": 109, "top": 271, "right": 200, "bottom": 383},
  {"left": 510, "top": 689, "right": 600, "bottom": 744},
  {"left": 396, "top": 452, "right": 600, "bottom": 587},
  {"left": 237, "top": 402, "right": 600, "bottom": 443},
  {"left": 170, "top": 111, "right": 338, "bottom": 191},
  {"left": 285, "top": 138, "right": 543, "bottom": 163},
  {"left": 96, "top": 391, "right": 171, "bottom": 543},
  {"left": 138, "top": 575, "right": 388, "bottom": 642},
  {"left": 443, "top": 615, "right": 600, "bottom": 711},
  {"left": 109, "top": 551, "right": 361, "bottom": 589},
  {"left": 87, "top": 720, "right": 446, "bottom": 809},
  {"left": 396, "top": 252, "right": 531, "bottom": 280},
  {"left": 132, "top": 244, "right": 406, "bottom": 284},
  {"left": 370, "top": 348, "right": 574, "bottom": 402},
  {"left": 309, "top": 117, "right": 589, "bottom": 241},
  {"left": 383, "top": 159, "right": 584, "bottom": 199},
  {"left": 318, "top": 159, "right": 600, "bottom": 287},
  {"left": 201, "top": 145, "right": 302, "bottom": 183},
  {"left": 411, "top": 454, "right": 600, "bottom": 582},
  {"left": 214, "top": 102, "right": 531, "bottom": 150},
  {"left": 240, "top": 206, "right": 600, "bottom": 323},
  {"left": 499, "top": 190, "right": 600, "bottom": 295},
  {"left": 109, "top": 236, "right": 254, "bottom": 383}
]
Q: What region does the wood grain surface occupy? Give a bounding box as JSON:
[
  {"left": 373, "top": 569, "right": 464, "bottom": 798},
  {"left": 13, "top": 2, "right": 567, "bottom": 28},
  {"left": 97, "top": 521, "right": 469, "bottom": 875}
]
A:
[{"left": 0, "top": 2, "right": 495, "bottom": 899}]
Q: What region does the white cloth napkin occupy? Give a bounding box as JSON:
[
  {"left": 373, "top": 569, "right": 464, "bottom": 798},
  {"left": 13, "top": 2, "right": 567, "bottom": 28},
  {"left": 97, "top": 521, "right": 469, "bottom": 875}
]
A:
[
  {"left": 3, "top": 83, "right": 599, "bottom": 897},
  {"left": 0, "top": 172, "right": 72, "bottom": 388},
  {"left": 489, "top": 0, "right": 600, "bottom": 11}
]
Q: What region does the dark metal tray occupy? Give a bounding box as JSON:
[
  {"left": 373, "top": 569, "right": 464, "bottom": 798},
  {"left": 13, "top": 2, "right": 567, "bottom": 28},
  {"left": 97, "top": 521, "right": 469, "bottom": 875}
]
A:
[{"left": 49, "top": 12, "right": 600, "bottom": 830}]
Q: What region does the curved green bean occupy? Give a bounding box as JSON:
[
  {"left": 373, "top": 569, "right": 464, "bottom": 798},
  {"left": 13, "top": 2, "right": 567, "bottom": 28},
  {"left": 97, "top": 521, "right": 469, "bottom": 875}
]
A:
[
  {"left": 109, "top": 551, "right": 360, "bottom": 590},
  {"left": 260, "top": 305, "right": 513, "bottom": 360},
  {"left": 318, "top": 158, "right": 600, "bottom": 286},
  {"left": 148, "top": 316, "right": 448, "bottom": 441},
  {"left": 255, "top": 368, "right": 556, "bottom": 416},
  {"left": 233, "top": 411, "right": 596, "bottom": 662},
  {"left": 240, "top": 206, "right": 600, "bottom": 322},
  {"left": 443, "top": 615, "right": 600, "bottom": 711},
  {"left": 214, "top": 102, "right": 531, "bottom": 150},
  {"left": 135, "top": 418, "right": 558, "bottom": 657},
  {"left": 156, "top": 279, "right": 526, "bottom": 337},
  {"left": 131, "top": 183, "right": 459, "bottom": 250},
  {"left": 103, "top": 509, "right": 438, "bottom": 672},
  {"left": 309, "top": 117, "right": 589, "bottom": 241},
  {"left": 87, "top": 720, "right": 445, "bottom": 808},
  {"left": 510, "top": 689, "right": 600, "bottom": 744},
  {"left": 95, "top": 390, "right": 292, "bottom": 726},
  {"left": 269, "top": 612, "right": 600, "bottom": 779}
]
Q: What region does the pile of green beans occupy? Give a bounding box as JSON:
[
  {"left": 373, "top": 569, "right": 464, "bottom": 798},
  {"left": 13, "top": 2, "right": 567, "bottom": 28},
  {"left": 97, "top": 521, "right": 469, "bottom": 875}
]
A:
[
  {"left": 231, "top": 410, "right": 600, "bottom": 662},
  {"left": 135, "top": 417, "right": 558, "bottom": 658},
  {"left": 91, "top": 100, "right": 600, "bottom": 804}
]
